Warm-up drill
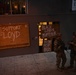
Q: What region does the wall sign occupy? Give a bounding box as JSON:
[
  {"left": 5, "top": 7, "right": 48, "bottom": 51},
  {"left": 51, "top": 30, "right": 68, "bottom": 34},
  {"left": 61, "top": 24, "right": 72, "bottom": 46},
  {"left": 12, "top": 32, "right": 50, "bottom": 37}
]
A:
[
  {"left": 72, "top": 0, "right": 76, "bottom": 11},
  {"left": 0, "top": 23, "right": 30, "bottom": 49}
]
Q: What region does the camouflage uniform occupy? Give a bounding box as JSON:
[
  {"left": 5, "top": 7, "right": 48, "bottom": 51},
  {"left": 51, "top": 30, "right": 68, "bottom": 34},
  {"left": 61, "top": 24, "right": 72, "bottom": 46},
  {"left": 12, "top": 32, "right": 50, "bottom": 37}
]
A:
[
  {"left": 54, "top": 36, "right": 66, "bottom": 69},
  {"left": 68, "top": 36, "right": 76, "bottom": 68}
]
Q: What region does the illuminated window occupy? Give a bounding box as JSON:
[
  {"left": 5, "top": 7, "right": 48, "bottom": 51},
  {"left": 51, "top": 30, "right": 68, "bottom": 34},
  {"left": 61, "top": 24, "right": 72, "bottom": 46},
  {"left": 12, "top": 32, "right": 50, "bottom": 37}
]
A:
[
  {"left": 49, "top": 22, "right": 52, "bottom": 25},
  {"left": 0, "top": 0, "right": 28, "bottom": 15}
]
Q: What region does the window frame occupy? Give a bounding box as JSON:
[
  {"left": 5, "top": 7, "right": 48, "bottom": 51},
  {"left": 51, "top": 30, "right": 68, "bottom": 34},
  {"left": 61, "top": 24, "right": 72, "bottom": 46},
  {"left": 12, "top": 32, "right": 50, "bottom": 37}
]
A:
[{"left": 0, "top": 0, "right": 28, "bottom": 15}]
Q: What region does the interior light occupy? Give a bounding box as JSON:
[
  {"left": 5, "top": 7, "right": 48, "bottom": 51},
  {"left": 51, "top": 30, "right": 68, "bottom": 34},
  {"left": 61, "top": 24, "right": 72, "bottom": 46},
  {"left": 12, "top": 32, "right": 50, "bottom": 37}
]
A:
[
  {"left": 44, "top": 38, "right": 47, "bottom": 40},
  {"left": 49, "top": 22, "right": 52, "bottom": 25},
  {"left": 40, "top": 22, "right": 43, "bottom": 25},
  {"left": 39, "top": 25, "right": 41, "bottom": 28},
  {"left": 14, "top": 5, "right": 18, "bottom": 9},
  {"left": 43, "top": 22, "right": 47, "bottom": 25},
  {"left": 23, "top": 5, "right": 26, "bottom": 8}
]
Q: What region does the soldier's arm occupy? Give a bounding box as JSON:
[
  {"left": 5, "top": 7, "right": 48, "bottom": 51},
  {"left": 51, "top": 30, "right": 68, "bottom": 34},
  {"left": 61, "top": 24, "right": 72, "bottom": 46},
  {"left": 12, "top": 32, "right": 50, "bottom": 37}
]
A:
[
  {"left": 74, "top": 44, "right": 76, "bottom": 46},
  {"left": 69, "top": 41, "right": 74, "bottom": 45},
  {"left": 71, "top": 42, "right": 76, "bottom": 46}
]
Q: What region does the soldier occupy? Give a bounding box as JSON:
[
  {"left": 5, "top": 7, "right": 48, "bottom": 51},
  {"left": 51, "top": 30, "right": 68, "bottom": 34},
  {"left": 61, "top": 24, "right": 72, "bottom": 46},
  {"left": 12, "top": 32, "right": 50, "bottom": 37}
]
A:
[
  {"left": 54, "top": 33, "right": 67, "bottom": 70},
  {"left": 67, "top": 33, "right": 76, "bottom": 69}
]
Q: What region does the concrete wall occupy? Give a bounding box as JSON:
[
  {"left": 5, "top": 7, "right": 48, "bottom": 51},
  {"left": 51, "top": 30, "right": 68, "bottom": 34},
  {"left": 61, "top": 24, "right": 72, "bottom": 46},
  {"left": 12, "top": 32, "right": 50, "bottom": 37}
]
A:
[{"left": 0, "top": 0, "right": 76, "bottom": 57}]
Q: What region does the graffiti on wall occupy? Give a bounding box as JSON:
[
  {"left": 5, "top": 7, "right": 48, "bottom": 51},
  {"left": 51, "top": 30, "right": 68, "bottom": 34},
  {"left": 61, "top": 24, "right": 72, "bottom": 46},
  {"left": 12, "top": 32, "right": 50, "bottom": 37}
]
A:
[{"left": 0, "top": 23, "right": 30, "bottom": 49}]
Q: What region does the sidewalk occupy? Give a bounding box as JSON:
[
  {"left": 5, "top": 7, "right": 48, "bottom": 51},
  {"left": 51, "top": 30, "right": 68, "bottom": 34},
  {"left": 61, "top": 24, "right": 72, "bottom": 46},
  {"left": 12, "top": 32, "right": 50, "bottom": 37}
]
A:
[{"left": 0, "top": 50, "right": 76, "bottom": 75}]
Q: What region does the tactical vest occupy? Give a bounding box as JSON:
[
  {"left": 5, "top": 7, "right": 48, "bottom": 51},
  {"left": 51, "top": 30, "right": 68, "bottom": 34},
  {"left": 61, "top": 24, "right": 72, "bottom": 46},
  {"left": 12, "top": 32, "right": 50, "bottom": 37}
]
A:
[{"left": 54, "top": 39, "right": 65, "bottom": 53}]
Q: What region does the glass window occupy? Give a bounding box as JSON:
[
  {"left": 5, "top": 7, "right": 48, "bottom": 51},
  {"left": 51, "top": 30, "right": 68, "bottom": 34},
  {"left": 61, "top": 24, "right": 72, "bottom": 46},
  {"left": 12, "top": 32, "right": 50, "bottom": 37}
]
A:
[
  {"left": 72, "top": 0, "right": 76, "bottom": 11},
  {"left": 0, "top": 0, "right": 28, "bottom": 15}
]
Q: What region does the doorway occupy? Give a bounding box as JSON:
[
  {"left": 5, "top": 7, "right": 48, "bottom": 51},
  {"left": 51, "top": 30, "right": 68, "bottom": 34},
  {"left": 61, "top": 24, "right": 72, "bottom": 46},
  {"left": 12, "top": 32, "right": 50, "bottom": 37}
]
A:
[{"left": 38, "top": 21, "right": 60, "bottom": 53}]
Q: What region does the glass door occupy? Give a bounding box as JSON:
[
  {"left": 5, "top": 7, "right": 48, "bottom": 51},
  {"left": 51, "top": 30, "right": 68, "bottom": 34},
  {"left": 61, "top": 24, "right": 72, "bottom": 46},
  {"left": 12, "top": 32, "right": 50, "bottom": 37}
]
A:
[{"left": 38, "top": 21, "right": 60, "bottom": 53}]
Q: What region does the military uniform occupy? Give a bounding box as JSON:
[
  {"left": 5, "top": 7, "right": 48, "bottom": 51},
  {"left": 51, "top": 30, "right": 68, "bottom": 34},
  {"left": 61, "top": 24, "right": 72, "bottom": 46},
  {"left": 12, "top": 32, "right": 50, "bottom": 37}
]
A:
[
  {"left": 54, "top": 36, "right": 66, "bottom": 69},
  {"left": 68, "top": 38, "right": 76, "bottom": 68}
]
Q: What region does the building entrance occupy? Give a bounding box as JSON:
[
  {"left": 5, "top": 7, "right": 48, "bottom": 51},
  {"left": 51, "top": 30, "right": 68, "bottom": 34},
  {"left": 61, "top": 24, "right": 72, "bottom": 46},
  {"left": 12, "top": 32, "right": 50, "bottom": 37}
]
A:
[{"left": 38, "top": 21, "right": 60, "bottom": 53}]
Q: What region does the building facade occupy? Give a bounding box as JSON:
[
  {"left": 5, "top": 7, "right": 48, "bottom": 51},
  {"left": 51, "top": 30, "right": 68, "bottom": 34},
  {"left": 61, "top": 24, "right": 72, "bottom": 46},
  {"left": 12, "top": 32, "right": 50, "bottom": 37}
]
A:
[{"left": 0, "top": 0, "right": 76, "bottom": 57}]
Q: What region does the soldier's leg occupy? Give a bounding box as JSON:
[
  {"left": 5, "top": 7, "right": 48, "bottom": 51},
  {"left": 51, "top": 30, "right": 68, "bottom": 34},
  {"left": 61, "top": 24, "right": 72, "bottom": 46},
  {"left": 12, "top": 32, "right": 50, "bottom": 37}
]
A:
[
  {"left": 74, "top": 55, "right": 76, "bottom": 70},
  {"left": 56, "top": 54, "right": 61, "bottom": 68},
  {"left": 74, "top": 60, "right": 76, "bottom": 70},
  {"left": 61, "top": 53, "right": 67, "bottom": 69},
  {"left": 70, "top": 54, "right": 75, "bottom": 67},
  {"left": 72, "top": 56, "right": 76, "bottom": 72}
]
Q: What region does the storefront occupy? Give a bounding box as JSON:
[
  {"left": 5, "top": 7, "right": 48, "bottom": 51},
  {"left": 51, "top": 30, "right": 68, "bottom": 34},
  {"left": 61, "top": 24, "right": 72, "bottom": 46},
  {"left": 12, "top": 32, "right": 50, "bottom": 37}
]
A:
[{"left": 0, "top": 0, "right": 76, "bottom": 57}]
